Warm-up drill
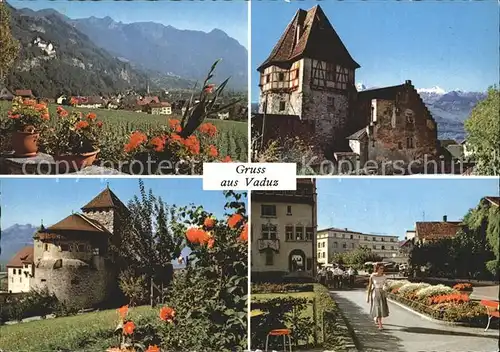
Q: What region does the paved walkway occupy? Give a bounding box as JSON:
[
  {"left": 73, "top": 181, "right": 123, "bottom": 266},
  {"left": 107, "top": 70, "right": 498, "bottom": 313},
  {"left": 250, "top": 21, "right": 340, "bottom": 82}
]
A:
[{"left": 331, "top": 289, "right": 499, "bottom": 352}]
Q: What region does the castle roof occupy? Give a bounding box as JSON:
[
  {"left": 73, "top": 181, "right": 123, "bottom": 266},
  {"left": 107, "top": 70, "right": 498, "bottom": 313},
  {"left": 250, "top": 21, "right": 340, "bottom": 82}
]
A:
[
  {"left": 7, "top": 246, "right": 34, "bottom": 267},
  {"left": 41, "top": 213, "right": 109, "bottom": 234},
  {"left": 485, "top": 196, "right": 500, "bottom": 207},
  {"left": 81, "top": 187, "right": 126, "bottom": 212},
  {"left": 258, "top": 5, "right": 360, "bottom": 72}
]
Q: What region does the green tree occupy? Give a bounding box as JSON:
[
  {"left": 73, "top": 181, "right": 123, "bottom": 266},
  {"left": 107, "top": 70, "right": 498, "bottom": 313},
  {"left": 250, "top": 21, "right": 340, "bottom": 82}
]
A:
[
  {"left": 0, "top": 2, "right": 19, "bottom": 83},
  {"left": 464, "top": 87, "right": 500, "bottom": 175}
]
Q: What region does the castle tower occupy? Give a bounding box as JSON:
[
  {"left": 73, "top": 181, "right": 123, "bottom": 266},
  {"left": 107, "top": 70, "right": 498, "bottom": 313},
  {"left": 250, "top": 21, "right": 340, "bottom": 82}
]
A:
[
  {"left": 257, "top": 5, "right": 360, "bottom": 153},
  {"left": 32, "top": 186, "right": 128, "bottom": 309}
]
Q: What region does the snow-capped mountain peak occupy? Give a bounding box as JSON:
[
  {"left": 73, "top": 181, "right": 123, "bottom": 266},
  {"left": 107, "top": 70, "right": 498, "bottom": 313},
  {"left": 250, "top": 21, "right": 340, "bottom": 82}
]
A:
[{"left": 416, "top": 86, "right": 446, "bottom": 95}]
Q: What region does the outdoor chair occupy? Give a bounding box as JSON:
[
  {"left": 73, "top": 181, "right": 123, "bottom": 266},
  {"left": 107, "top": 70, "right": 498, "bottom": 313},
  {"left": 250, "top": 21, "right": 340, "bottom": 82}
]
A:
[
  {"left": 265, "top": 328, "right": 292, "bottom": 352},
  {"left": 479, "top": 299, "right": 500, "bottom": 331}
]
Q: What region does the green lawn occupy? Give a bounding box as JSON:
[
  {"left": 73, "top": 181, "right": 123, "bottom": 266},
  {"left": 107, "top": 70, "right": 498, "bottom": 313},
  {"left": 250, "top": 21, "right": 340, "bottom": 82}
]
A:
[
  {"left": 0, "top": 101, "right": 248, "bottom": 161},
  {"left": 0, "top": 305, "right": 157, "bottom": 352}
]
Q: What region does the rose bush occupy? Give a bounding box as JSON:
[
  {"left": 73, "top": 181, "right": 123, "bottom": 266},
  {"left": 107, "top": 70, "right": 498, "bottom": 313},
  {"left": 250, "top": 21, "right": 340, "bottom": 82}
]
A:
[{"left": 106, "top": 191, "right": 248, "bottom": 352}]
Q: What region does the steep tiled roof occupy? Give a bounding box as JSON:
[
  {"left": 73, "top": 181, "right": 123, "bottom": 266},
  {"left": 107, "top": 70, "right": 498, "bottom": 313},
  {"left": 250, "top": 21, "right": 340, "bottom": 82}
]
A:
[
  {"left": 81, "top": 187, "right": 126, "bottom": 211},
  {"left": 7, "top": 246, "right": 34, "bottom": 267},
  {"left": 258, "top": 5, "right": 359, "bottom": 71},
  {"left": 15, "top": 89, "right": 34, "bottom": 97},
  {"left": 416, "top": 221, "right": 462, "bottom": 241},
  {"left": 43, "top": 213, "right": 109, "bottom": 233}
]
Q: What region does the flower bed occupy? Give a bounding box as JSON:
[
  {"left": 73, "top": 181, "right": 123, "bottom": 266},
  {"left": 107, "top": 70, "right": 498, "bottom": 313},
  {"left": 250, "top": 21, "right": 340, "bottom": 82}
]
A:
[
  {"left": 251, "top": 283, "right": 315, "bottom": 294},
  {"left": 385, "top": 280, "right": 487, "bottom": 326}
]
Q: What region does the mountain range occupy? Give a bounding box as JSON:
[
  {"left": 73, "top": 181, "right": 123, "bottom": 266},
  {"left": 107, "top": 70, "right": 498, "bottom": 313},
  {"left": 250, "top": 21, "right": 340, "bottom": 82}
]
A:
[
  {"left": 4, "top": 4, "right": 247, "bottom": 97},
  {"left": 0, "top": 224, "right": 38, "bottom": 264},
  {"left": 251, "top": 85, "right": 486, "bottom": 142}
]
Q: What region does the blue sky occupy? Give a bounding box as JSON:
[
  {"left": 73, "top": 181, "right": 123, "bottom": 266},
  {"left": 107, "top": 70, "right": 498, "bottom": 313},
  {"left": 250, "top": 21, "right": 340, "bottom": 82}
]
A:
[
  {"left": 316, "top": 178, "right": 499, "bottom": 239},
  {"left": 9, "top": 0, "right": 248, "bottom": 48},
  {"left": 1, "top": 178, "right": 245, "bottom": 259},
  {"left": 251, "top": 1, "right": 498, "bottom": 101}
]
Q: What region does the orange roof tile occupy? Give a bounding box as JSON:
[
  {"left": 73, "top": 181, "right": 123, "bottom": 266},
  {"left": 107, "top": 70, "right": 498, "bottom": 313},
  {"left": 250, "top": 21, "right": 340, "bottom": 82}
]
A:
[
  {"left": 7, "top": 246, "right": 34, "bottom": 267},
  {"left": 416, "top": 221, "right": 462, "bottom": 241}
]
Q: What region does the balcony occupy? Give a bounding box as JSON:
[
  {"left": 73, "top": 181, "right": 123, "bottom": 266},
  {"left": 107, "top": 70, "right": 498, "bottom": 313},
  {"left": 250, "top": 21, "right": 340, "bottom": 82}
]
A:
[{"left": 258, "top": 239, "right": 280, "bottom": 252}]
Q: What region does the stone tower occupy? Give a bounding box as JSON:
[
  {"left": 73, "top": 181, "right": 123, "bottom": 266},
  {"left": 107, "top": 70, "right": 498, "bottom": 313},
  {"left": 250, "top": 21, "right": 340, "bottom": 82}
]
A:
[
  {"left": 32, "top": 186, "right": 128, "bottom": 308},
  {"left": 257, "top": 5, "right": 360, "bottom": 153}
]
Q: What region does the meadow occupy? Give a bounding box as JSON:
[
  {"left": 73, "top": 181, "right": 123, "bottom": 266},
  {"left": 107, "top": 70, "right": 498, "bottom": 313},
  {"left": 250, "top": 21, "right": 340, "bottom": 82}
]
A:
[
  {"left": 0, "top": 101, "right": 248, "bottom": 162},
  {"left": 0, "top": 305, "right": 157, "bottom": 351}
]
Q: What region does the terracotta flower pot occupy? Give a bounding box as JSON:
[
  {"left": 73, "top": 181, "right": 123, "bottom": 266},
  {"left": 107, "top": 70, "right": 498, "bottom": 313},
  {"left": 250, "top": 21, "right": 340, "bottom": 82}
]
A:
[
  {"left": 53, "top": 149, "right": 99, "bottom": 172},
  {"left": 11, "top": 130, "right": 39, "bottom": 157}
]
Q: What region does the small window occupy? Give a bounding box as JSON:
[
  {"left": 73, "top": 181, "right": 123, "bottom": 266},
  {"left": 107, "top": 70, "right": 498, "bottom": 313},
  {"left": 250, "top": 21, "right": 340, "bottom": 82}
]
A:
[
  {"left": 372, "top": 237, "right": 376, "bottom": 241},
  {"left": 41, "top": 279, "right": 46, "bottom": 282},
  {"left": 305, "top": 227, "right": 313, "bottom": 241},
  {"left": 279, "top": 101, "right": 286, "bottom": 111},
  {"left": 286, "top": 205, "right": 292, "bottom": 215},
  {"left": 350, "top": 234, "right": 353, "bottom": 239},
  {"left": 381, "top": 238, "right": 385, "bottom": 242},
  {"left": 261, "top": 205, "right": 276, "bottom": 217},
  {"left": 70, "top": 278, "right": 79, "bottom": 285},
  {"left": 266, "top": 75, "right": 270, "bottom": 83},
  {"left": 334, "top": 242, "right": 338, "bottom": 248},
  {"left": 44, "top": 244, "right": 49, "bottom": 251},
  {"left": 295, "top": 226, "right": 304, "bottom": 241},
  {"left": 407, "top": 137, "right": 414, "bottom": 149},
  {"left": 381, "top": 245, "right": 385, "bottom": 250},
  {"left": 342, "top": 243, "right": 347, "bottom": 249},
  {"left": 19, "top": 277, "right": 22, "bottom": 283},
  {"left": 398, "top": 142, "right": 403, "bottom": 150},
  {"left": 285, "top": 226, "right": 294, "bottom": 241},
  {"left": 265, "top": 250, "right": 273, "bottom": 266},
  {"left": 278, "top": 72, "right": 285, "bottom": 81},
  {"left": 372, "top": 245, "right": 376, "bottom": 249},
  {"left": 391, "top": 246, "right": 395, "bottom": 250}
]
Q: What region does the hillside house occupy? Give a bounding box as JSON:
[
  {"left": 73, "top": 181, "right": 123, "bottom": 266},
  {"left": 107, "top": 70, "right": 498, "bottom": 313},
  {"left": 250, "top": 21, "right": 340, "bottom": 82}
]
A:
[
  {"left": 255, "top": 4, "right": 439, "bottom": 164},
  {"left": 0, "top": 87, "right": 14, "bottom": 101},
  {"left": 7, "top": 246, "right": 34, "bottom": 293},
  {"left": 76, "top": 96, "right": 104, "bottom": 109},
  {"left": 149, "top": 102, "right": 172, "bottom": 115},
  {"left": 137, "top": 96, "right": 160, "bottom": 106},
  {"left": 218, "top": 112, "right": 230, "bottom": 120},
  {"left": 15, "top": 90, "right": 35, "bottom": 99}
]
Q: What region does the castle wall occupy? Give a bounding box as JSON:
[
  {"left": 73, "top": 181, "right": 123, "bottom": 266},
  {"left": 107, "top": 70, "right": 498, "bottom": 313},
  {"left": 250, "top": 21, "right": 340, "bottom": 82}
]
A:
[
  {"left": 33, "top": 257, "right": 112, "bottom": 308},
  {"left": 83, "top": 210, "right": 114, "bottom": 234}
]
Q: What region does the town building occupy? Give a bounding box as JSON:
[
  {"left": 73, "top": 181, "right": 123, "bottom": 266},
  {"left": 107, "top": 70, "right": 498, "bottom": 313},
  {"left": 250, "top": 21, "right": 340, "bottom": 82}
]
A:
[
  {"left": 30, "top": 186, "right": 129, "bottom": 308},
  {"left": 6, "top": 246, "right": 34, "bottom": 293},
  {"left": 317, "top": 227, "right": 399, "bottom": 263},
  {"left": 251, "top": 179, "right": 317, "bottom": 281},
  {"left": 15, "top": 90, "right": 35, "bottom": 99},
  {"left": 75, "top": 96, "right": 104, "bottom": 109},
  {"left": 413, "top": 215, "right": 462, "bottom": 243},
  {"left": 149, "top": 102, "right": 172, "bottom": 115},
  {"left": 253, "top": 5, "right": 439, "bottom": 165}
]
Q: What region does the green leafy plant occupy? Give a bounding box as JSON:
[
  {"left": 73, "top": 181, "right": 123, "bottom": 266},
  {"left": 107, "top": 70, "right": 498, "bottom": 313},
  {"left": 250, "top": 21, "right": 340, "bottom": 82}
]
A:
[{"left": 44, "top": 106, "right": 103, "bottom": 155}]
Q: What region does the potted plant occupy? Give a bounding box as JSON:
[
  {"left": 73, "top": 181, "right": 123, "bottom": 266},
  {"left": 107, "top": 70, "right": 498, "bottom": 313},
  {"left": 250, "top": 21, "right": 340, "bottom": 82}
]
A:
[
  {"left": 6, "top": 96, "right": 50, "bottom": 157},
  {"left": 45, "top": 106, "right": 103, "bottom": 171}
]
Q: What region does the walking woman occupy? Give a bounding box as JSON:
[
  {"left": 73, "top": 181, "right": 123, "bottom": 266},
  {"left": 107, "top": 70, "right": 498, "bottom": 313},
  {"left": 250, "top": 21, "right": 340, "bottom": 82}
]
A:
[{"left": 366, "top": 262, "right": 389, "bottom": 330}]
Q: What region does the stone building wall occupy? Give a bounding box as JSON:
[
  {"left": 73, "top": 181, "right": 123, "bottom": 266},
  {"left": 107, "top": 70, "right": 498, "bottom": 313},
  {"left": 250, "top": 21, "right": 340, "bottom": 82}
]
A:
[
  {"left": 368, "top": 89, "right": 438, "bottom": 163},
  {"left": 83, "top": 210, "right": 114, "bottom": 234},
  {"left": 33, "top": 257, "right": 112, "bottom": 308}
]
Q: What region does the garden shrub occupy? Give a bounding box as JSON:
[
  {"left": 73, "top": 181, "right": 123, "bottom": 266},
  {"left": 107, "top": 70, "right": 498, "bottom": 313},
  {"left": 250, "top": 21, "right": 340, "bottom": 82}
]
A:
[
  {"left": 0, "top": 288, "right": 60, "bottom": 323},
  {"left": 251, "top": 283, "right": 314, "bottom": 294}
]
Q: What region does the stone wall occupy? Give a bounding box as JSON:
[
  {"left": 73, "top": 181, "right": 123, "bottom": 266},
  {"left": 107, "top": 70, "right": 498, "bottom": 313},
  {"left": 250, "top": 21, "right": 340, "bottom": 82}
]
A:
[
  {"left": 252, "top": 114, "right": 315, "bottom": 147},
  {"left": 33, "top": 257, "right": 113, "bottom": 308},
  {"left": 368, "top": 89, "right": 438, "bottom": 163},
  {"left": 84, "top": 210, "right": 114, "bottom": 234}
]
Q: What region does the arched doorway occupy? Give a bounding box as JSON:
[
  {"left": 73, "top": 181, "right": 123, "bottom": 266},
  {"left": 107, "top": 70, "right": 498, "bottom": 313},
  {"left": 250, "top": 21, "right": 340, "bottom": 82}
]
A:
[{"left": 289, "top": 249, "right": 306, "bottom": 272}]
